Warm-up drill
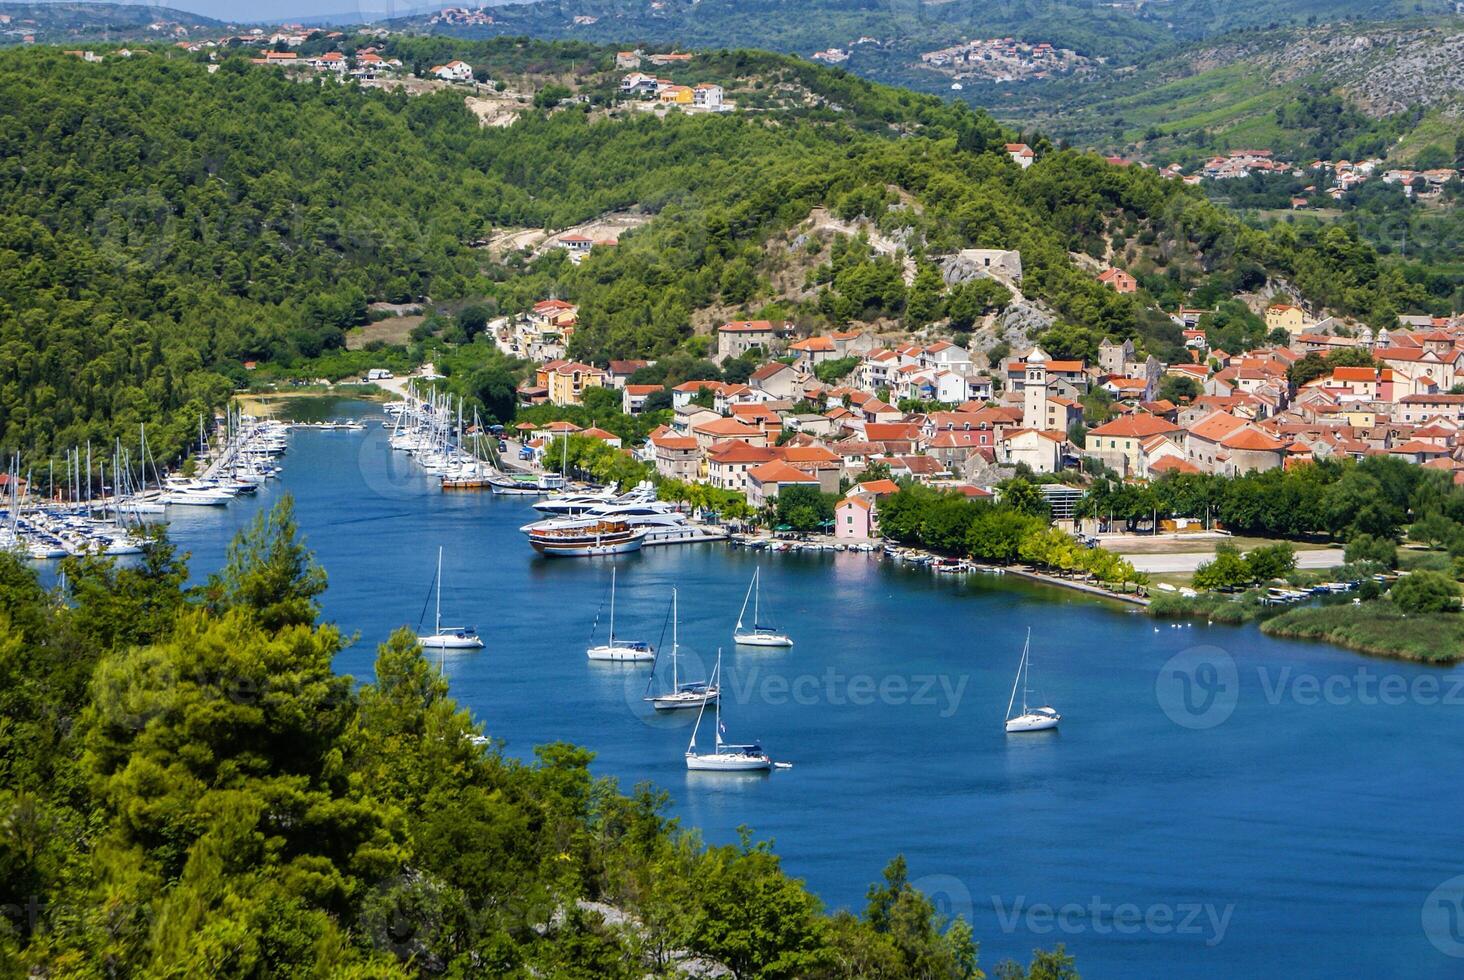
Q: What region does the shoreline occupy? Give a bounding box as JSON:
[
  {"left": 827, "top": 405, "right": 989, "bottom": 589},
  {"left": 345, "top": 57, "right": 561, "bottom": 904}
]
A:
[{"left": 234, "top": 387, "right": 391, "bottom": 417}]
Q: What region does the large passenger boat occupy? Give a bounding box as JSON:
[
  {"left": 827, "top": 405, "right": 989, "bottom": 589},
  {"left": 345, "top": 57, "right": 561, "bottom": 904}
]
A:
[{"left": 526, "top": 520, "right": 647, "bottom": 557}]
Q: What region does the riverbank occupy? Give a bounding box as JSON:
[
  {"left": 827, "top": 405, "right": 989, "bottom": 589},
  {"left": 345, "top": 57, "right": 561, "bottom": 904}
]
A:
[{"left": 1260, "top": 603, "right": 1464, "bottom": 664}]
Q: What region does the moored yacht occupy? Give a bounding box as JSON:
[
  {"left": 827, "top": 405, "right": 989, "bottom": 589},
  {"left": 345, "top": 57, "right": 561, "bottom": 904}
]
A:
[{"left": 586, "top": 568, "right": 656, "bottom": 661}]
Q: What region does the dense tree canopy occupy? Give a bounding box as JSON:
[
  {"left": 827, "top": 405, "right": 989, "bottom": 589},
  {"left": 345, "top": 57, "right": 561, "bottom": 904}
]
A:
[{"left": 0, "top": 497, "right": 1052, "bottom": 976}]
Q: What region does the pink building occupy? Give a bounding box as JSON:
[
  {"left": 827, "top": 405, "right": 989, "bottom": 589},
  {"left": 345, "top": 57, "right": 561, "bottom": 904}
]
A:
[{"left": 835, "top": 496, "right": 876, "bottom": 540}]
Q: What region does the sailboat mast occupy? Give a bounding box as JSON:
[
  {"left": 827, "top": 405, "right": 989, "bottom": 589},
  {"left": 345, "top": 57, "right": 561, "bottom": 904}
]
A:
[
  {"left": 712, "top": 654, "right": 723, "bottom": 751},
  {"left": 753, "top": 567, "right": 760, "bottom": 627},
  {"left": 671, "top": 588, "right": 679, "bottom": 690},
  {"left": 1005, "top": 631, "right": 1030, "bottom": 721},
  {"left": 435, "top": 546, "right": 443, "bottom": 635},
  {"left": 608, "top": 567, "right": 616, "bottom": 643}
]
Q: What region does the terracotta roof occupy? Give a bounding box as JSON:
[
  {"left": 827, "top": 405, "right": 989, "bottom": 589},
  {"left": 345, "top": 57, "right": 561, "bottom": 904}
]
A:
[
  {"left": 1188, "top": 411, "right": 1248, "bottom": 443},
  {"left": 693, "top": 418, "right": 762, "bottom": 437},
  {"left": 1401, "top": 393, "right": 1464, "bottom": 404},
  {"left": 720, "top": 320, "right": 778, "bottom": 333},
  {"left": 623, "top": 384, "right": 661, "bottom": 395},
  {"left": 651, "top": 434, "right": 698, "bottom": 451},
  {"left": 1087, "top": 414, "right": 1183, "bottom": 439},
  {"left": 751, "top": 362, "right": 791, "bottom": 382},
  {"left": 778, "top": 445, "right": 840, "bottom": 464},
  {"left": 865, "top": 423, "right": 923, "bottom": 442},
  {"left": 853, "top": 479, "right": 900, "bottom": 496},
  {"left": 747, "top": 460, "right": 818, "bottom": 485},
  {"left": 1219, "top": 429, "right": 1289, "bottom": 452},
  {"left": 1149, "top": 456, "right": 1201, "bottom": 474},
  {"left": 1393, "top": 440, "right": 1451, "bottom": 454},
  {"left": 707, "top": 440, "right": 776, "bottom": 464}
]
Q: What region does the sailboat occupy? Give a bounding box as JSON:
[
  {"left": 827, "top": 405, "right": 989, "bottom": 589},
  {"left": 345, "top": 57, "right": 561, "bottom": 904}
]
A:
[
  {"left": 586, "top": 567, "right": 655, "bottom": 662},
  {"left": 685, "top": 652, "right": 773, "bottom": 771},
  {"left": 1004, "top": 629, "right": 1060, "bottom": 733},
  {"left": 733, "top": 567, "right": 793, "bottom": 647},
  {"left": 644, "top": 588, "right": 718, "bottom": 711},
  {"left": 417, "top": 547, "right": 484, "bottom": 650}
]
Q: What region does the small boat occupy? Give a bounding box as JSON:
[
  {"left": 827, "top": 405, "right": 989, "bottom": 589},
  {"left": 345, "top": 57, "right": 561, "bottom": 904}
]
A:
[
  {"left": 586, "top": 568, "right": 655, "bottom": 662},
  {"left": 1005, "top": 629, "right": 1060, "bottom": 733},
  {"left": 417, "top": 547, "right": 484, "bottom": 650},
  {"left": 529, "top": 520, "right": 647, "bottom": 558},
  {"left": 644, "top": 588, "right": 718, "bottom": 711},
  {"left": 686, "top": 652, "right": 773, "bottom": 772},
  {"left": 490, "top": 472, "right": 565, "bottom": 496},
  {"left": 733, "top": 567, "right": 793, "bottom": 647}
]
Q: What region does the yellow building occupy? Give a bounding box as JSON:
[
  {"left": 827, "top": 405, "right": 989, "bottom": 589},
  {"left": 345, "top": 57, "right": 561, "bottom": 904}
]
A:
[
  {"left": 658, "top": 84, "right": 694, "bottom": 104},
  {"left": 545, "top": 361, "right": 606, "bottom": 407},
  {"left": 1084, "top": 413, "right": 1185, "bottom": 477},
  {"left": 1265, "top": 303, "right": 1307, "bottom": 335}
]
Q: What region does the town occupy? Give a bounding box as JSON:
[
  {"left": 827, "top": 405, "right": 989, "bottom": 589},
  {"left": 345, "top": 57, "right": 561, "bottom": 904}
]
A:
[
  {"left": 917, "top": 38, "right": 1094, "bottom": 85},
  {"left": 490, "top": 288, "right": 1464, "bottom": 547}
]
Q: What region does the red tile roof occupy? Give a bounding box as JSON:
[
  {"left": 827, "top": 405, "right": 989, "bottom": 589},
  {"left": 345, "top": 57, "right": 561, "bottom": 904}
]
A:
[{"left": 1087, "top": 413, "right": 1183, "bottom": 439}]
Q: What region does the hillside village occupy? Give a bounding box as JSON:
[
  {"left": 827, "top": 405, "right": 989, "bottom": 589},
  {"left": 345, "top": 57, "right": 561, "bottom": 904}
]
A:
[{"left": 495, "top": 289, "right": 1464, "bottom": 536}]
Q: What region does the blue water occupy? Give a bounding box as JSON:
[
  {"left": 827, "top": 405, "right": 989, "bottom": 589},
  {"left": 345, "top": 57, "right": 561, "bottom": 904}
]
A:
[{"left": 159, "top": 401, "right": 1464, "bottom": 978}]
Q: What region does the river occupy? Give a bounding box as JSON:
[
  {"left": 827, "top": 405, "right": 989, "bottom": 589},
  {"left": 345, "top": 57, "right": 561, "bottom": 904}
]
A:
[{"left": 158, "top": 400, "right": 1464, "bottom": 978}]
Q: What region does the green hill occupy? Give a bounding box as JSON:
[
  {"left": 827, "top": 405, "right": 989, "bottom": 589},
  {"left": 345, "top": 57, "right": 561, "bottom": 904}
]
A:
[
  {"left": 0, "top": 37, "right": 1454, "bottom": 462},
  {"left": 0, "top": 2, "right": 224, "bottom": 43}
]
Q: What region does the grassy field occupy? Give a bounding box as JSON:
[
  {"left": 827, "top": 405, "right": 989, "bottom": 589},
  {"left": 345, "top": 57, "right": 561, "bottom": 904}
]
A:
[{"left": 345, "top": 315, "right": 425, "bottom": 350}]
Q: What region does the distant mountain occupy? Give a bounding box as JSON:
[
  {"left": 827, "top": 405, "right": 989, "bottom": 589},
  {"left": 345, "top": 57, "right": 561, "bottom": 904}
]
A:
[
  {"left": 997, "top": 20, "right": 1464, "bottom": 165},
  {"left": 0, "top": 2, "right": 224, "bottom": 42},
  {"left": 386, "top": 0, "right": 1461, "bottom": 70}
]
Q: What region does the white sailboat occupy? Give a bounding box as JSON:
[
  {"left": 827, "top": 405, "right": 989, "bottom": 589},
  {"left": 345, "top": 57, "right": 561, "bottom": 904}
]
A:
[
  {"left": 586, "top": 567, "right": 655, "bottom": 662},
  {"left": 644, "top": 588, "right": 718, "bottom": 711},
  {"left": 686, "top": 652, "right": 772, "bottom": 772},
  {"left": 1004, "top": 629, "right": 1060, "bottom": 733},
  {"left": 417, "top": 547, "right": 484, "bottom": 650},
  {"left": 733, "top": 567, "right": 793, "bottom": 647}
]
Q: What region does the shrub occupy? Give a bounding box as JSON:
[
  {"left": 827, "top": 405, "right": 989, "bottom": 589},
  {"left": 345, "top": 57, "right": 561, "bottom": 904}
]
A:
[
  {"left": 1345, "top": 534, "right": 1397, "bottom": 568},
  {"left": 1388, "top": 571, "right": 1461, "bottom": 614}
]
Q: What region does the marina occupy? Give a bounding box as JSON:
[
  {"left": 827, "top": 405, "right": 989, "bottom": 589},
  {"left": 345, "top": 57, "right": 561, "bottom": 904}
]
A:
[{"left": 144, "top": 400, "right": 1464, "bottom": 977}]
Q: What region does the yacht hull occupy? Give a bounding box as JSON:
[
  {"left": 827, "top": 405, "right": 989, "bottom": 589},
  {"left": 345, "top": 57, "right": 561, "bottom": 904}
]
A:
[
  {"left": 587, "top": 644, "right": 656, "bottom": 662},
  {"left": 734, "top": 632, "right": 794, "bottom": 647},
  {"left": 685, "top": 752, "right": 772, "bottom": 772},
  {"left": 649, "top": 690, "right": 718, "bottom": 711},
  {"left": 418, "top": 634, "right": 485, "bottom": 650},
  {"left": 1005, "top": 712, "right": 1060, "bottom": 733}
]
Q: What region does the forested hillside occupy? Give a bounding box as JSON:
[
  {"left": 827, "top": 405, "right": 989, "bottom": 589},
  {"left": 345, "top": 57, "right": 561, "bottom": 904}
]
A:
[
  {"left": 0, "top": 500, "right": 1069, "bottom": 976},
  {"left": 398, "top": 0, "right": 1458, "bottom": 81},
  {"left": 0, "top": 40, "right": 1451, "bottom": 461}
]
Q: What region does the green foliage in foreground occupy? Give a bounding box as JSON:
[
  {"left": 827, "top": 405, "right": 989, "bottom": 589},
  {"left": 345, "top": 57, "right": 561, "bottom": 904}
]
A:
[
  {"left": 1, "top": 497, "right": 1057, "bottom": 977},
  {"left": 1261, "top": 601, "right": 1464, "bottom": 663}
]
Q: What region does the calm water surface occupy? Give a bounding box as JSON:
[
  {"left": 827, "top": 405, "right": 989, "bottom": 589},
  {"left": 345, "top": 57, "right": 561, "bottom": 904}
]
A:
[{"left": 158, "top": 401, "right": 1464, "bottom": 978}]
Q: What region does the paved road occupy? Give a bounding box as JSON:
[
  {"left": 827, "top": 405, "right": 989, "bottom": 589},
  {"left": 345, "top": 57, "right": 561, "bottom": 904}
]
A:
[{"left": 1125, "top": 548, "right": 1345, "bottom": 574}]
